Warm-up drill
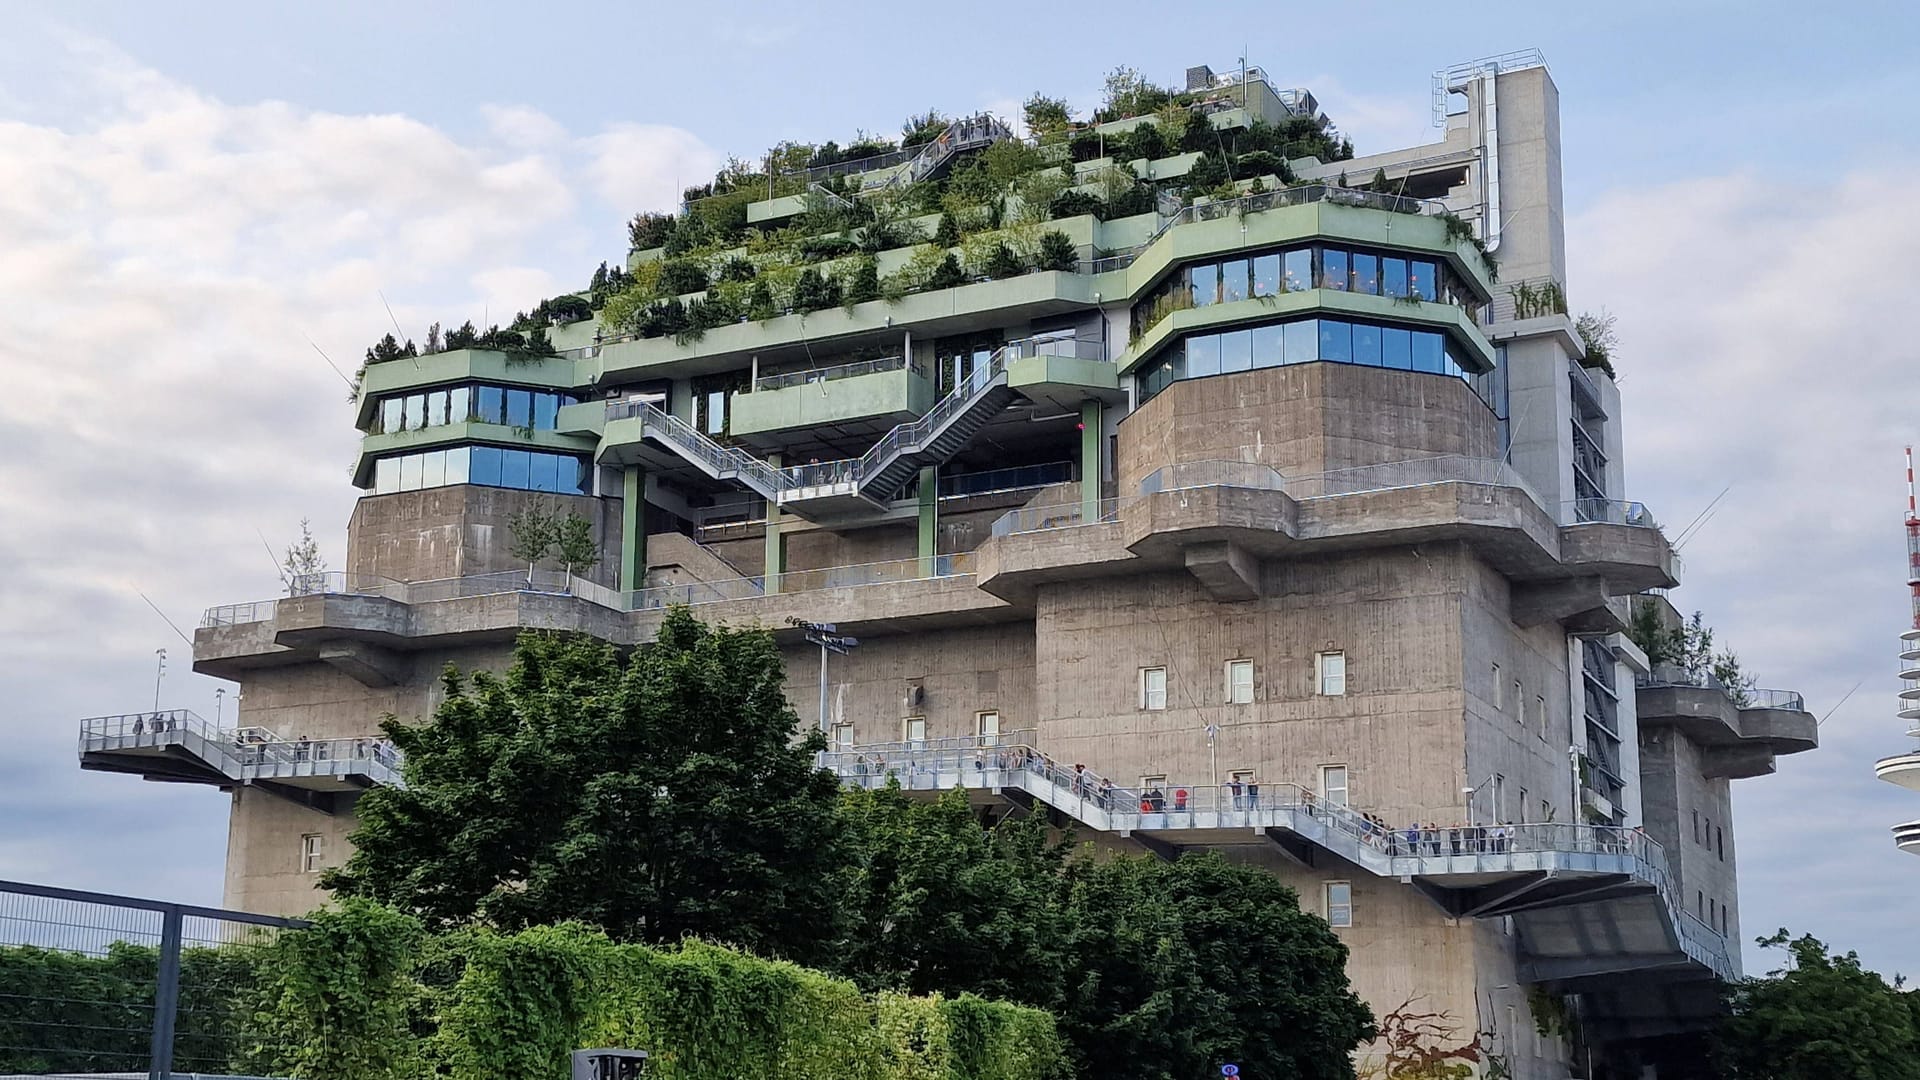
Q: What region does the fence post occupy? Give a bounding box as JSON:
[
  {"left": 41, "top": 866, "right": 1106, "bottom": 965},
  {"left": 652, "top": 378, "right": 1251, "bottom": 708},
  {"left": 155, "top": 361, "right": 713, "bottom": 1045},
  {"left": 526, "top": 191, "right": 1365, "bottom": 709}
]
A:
[{"left": 149, "top": 904, "right": 183, "bottom": 1080}]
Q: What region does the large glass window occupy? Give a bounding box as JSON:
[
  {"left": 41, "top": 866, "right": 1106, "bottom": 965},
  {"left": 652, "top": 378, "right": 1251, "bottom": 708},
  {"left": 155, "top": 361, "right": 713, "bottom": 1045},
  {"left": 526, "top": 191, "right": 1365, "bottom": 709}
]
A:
[
  {"left": 1411, "top": 260, "right": 1438, "bottom": 301},
  {"left": 1352, "top": 253, "right": 1379, "bottom": 296},
  {"left": 419, "top": 449, "right": 446, "bottom": 488},
  {"left": 534, "top": 392, "right": 559, "bottom": 430},
  {"left": 1135, "top": 315, "right": 1488, "bottom": 406},
  {"left": 372, "top": 383, "right": 576, "bottom": 435},
  {"left": 1321, "top": 249, "right": 1348, "bottom": 291},
  {"left": 375, "top": 457, "right": 399, "bottom": 494},
  {"left": 404, "top": 393, "right": 426, "bottom": 431},
  {"left": 1189, "top": 262, "right": 1219, "bottom": 307},
  {"left": 506, "top": 389, "right": 532, "bottom": 429},
  {"left": 1220, "top": 258, "right": 1248, "bottom": 304},
  {"left": 369, "top": 445, "right": 585, "bottom": 495},
  {"left": 1382, "top": 257, "right": 1408, "bottom": 299},
  {"left": 501, "top": 449, "right": 531, "bottom": 489},
  {"left": 381, "top": 398, "right": 403, "bottom": 434},
  {"left": 448, "top": 386, "right": 470, "bottom": 425},
  {"left": 426, "top": 391, "right": 449, "bottom": 427},
  {"left": 399, "top": 454, "right": 422, "bottom": 490},
  {"left": 476, "top": 386, "right": 505, "bottom": 425},
  {"left": 1252, "top": 254, "right": 1280, "bottom": 298},
  {"left": 470, "top": 446, "right": 502, "bottom": 486},
  {"left": 1283, "top": 249, "right": 1312, "bottom": 292}
]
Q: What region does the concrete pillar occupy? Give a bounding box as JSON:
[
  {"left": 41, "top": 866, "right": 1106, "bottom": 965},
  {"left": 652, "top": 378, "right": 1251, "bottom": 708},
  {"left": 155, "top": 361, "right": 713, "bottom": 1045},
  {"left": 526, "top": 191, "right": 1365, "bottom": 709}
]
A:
[
  {"left": 1079, "top": 399, "right": 1103, "bottom": 521},
  {"left": 764, "top": 453, "right": 784, "bottom": 593},
  {"left": 620, "top": 466, "right": 645, "bottom": 596},
  {"left": 917, "top": 466, "right": 937, "bottom": 576}
]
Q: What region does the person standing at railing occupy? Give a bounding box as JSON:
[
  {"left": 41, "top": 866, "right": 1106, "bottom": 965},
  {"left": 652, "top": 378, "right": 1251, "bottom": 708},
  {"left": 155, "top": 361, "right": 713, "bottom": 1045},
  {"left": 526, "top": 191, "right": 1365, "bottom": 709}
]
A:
[
  {"left": 1491, "top": 824, "right": 1509, "bottom": 854},
  {"left": 1071, "top": 763, "right": 1087, "bottom": 798},
  {"left": 1145, "top": 785, "right": 1166, "bottom": 813},
  {"left": 1228, "top": 777, "right": 1244, "bottom": 810},
  {"left": 1097, "top": 776, "right": 1113, "bottom": 811},
  {"left": 1426, "top": 822, "right": 1443, "bottom": 856},
  {"left": 1173, "top": 787, "right": 1188, "bottom": 812},
  {"left": 132, "top": 715, "right": 144, "bottom": 737},
  {"left": 1403, "top": 822, "right": 1419, "bottom": 856}
]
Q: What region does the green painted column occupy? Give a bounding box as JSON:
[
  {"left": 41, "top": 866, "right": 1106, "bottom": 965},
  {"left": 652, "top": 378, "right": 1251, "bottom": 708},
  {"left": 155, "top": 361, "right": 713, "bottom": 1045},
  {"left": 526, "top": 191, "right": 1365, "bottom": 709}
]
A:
[
  {"left": 917, "top": 466, "right": 937, "bottom": 576},
  {"left": 1079, "top": 399, "right": 1103, "bottom": 522},
  {"left": 764, "top": 453, "right": 784, "bottom": 594},
  {"left": 621, "top": 466, "right": 645, "bottom": 597}
]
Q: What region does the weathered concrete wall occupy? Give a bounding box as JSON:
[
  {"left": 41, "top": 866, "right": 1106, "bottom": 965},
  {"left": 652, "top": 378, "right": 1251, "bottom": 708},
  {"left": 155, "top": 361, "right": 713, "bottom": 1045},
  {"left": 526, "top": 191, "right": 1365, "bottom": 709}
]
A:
[
  {"left": 346, "top": 487, "right": 617, "bottom": 585},
  {"left": 1640, "top": 727, "right": 1741, "bottom": 940},
  {"left": 779, "top": 623, "right": 1036, "bottom": 744},
  {"left": 1115, "top": 364, "right": 1501, "bottom": 493},
  {"left": 1460, "top": 555, "right": 1582, "bottom": 827}
]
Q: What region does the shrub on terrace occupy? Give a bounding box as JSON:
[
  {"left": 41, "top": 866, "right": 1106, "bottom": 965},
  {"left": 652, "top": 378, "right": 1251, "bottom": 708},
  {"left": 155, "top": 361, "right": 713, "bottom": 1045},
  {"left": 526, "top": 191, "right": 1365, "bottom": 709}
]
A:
[
  {"left": 1036, "top": 230, "right": 1078, "bottom": 272},
  {"left": 1049, "top": 189, "right": 1104, "bottom": 220},
  {"left": 1183, "top": 150, "right": 1229, "bottom": 196},
  {"left": 982, "top": 242, "right": 1026, "bottom": 280},
  {"left": 656, "top": 259, "right": 710, "bottom": 297}
]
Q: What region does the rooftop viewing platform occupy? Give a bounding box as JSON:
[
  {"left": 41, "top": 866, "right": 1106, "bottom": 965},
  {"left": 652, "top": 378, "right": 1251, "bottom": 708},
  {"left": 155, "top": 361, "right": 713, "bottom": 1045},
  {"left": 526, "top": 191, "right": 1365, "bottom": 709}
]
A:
[{"left": 77, "top": 710, "right": 401, "bottom": 812}]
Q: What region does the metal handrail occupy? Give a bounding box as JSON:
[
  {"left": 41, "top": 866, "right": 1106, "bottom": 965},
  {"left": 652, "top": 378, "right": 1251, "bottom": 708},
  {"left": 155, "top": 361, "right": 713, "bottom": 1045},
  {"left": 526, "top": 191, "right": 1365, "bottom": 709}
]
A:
[
  {"left": 752, "top": 354, "right": 914, "bottom": 392},
  {"left": 1566, "top": 498, "right": 1657, "bottom": 528},
  {"left": 79, "top": 710, "right": 403, "bottom": 777}
]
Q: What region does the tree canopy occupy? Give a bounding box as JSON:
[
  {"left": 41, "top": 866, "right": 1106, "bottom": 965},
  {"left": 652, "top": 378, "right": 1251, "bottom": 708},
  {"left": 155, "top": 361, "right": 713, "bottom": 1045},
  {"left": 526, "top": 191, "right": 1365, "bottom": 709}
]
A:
[
  {"left": 1717, "top": 931, "right": 1920, "bottom": 1080},
  {"left": 324, "top": 612, "right": 847, "bottom": 967}
]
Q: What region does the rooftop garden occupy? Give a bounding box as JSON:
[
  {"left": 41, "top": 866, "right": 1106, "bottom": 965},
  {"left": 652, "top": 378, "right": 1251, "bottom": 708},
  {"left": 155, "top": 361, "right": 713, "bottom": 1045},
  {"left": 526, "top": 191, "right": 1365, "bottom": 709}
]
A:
[{"left": 358, "top": 64, "right": 1370, "bottom": 370}]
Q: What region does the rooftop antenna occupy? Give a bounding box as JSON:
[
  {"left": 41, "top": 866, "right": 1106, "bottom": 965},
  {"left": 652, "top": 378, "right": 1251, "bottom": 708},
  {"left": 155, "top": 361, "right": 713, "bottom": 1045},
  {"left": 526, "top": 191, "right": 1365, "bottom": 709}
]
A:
[
  {"left": 1818, "top": 679, "right": 1863, "bottom": 728},
  {"left": 1671, "top": 485, "right": 1732, "bottom": 550},
  {"left": 1906, "top": 446, "right": 1919, "bottom": 631},
  {"left": 377, "top": 290, "right": 422, "bottom": 370},
  {"left": 136, "top": 589, "right": 194, "bottom": 647},
  {"left": 301, "top": 333, "right": 357, "bottom": 391}
]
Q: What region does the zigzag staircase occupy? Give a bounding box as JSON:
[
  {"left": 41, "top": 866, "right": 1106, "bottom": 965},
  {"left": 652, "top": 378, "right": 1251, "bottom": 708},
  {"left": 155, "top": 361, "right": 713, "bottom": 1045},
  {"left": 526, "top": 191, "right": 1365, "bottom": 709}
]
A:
[{"left": 860, "top": 114, "right": 1016, "bottom": 195}]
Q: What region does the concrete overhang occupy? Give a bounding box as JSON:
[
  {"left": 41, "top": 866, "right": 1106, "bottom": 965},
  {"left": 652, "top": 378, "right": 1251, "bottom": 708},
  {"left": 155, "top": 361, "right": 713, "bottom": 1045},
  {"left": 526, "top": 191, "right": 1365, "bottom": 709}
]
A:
[{"left": 1875, "top": 752, "right": 1920, "bottom": 793}]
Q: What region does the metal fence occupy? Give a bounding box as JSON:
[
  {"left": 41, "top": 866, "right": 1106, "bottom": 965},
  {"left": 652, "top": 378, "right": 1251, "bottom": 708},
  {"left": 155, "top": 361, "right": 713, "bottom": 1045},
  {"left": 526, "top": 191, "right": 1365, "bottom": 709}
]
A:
[{"left": 0, "top": 880, "right": 302, "bottom": 1080}]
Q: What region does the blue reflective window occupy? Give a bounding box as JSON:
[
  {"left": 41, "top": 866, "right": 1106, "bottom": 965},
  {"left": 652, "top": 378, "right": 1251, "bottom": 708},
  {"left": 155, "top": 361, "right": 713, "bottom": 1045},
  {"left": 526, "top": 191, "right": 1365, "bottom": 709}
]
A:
[
  {"left": 381, "top": 398, "right": 403, "bottom": 434},
  {"left": 375, "top": 457, "right": 398, "bottom": 494},
  {"left": 1190, "top": 263, "right": 1219, "bottom": 307},
  {"left": 528, "top": 452, "right": 559, "bottom": 492},
  {"left": 470, "top": 445, "right": 503, "bottom": 486},
  {"left": 1220, "top": 329, "right": 1253, "bottom": 373},
  {"left": 1319, "top": 319, "right": 1351, "bottom": 363},
  {"left": 501, "top": 449, "right": 531, "bottom": 489},
  {"left": 1352, "top": 254, "right": 1379, "bottom": 296},
  {"left": 506, "top": 389, "right": 532, "bottom": 428},
  {"left": 1382, "top": 327, "right": 1412, "bottom": 369},
  {"left": 1352, "top": 322, "right": 1382, "bottom": 366},
  {"left": 1382, "top": 258, "right": 1408, "bottom": 299},
  {"left": 568, "top": 457, "right": 590, "bottom": 495},
  {"left": 1322, "top": 249, "right": 1348, "bottom": 291},
  {"left": 1411, "top": 260, "right": 1438, "bottom": 302},
  {"left": 1413, "top": 331, "right": 1445, "bottom": 373},
  {"left": 534, "top": 392, "right": 558, "bottom": 430},
  {"left": 476, "top": 386, "right": 505, "bottom": 425},
  {"left": 1187, "top": 332, "right": 1221, "bottom": 377},
  {"left": 1221, "top": 259, "right": 1248, "bottom": 303},
  {"left": 1283, "top": 319, "right": 1317, "bottom": 365},
  {"left": 1252, "top": 254, "right": 1280, "bottom": 298},
  {"left": 1283, "top": 248, "right": 1312, "bottom": 292},
  {"left": 1252, "top": 323, "right": 1284, "bottom": 368}
]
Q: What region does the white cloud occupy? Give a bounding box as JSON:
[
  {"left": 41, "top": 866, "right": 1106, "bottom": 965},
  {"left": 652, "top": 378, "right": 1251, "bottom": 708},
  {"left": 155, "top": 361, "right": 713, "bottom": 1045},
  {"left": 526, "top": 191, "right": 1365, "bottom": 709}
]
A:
[
  {"left": 1570, "top": 165, "right": 1920, "bottom": 976},
  {"left": 1300, "top": 73, "right": 1434, "bottom": 157},
  {"left": 0, "top": 38, "right": 705, "bottom": 902}
]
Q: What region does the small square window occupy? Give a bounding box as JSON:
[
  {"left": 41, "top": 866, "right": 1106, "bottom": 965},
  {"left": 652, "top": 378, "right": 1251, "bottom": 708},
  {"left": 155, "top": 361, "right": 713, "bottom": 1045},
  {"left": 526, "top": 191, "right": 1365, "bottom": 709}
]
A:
[
  {"left": 902, "top": 717, "right": 926, "bottom": 744},
  {"left": 1324, "top": 881, "right": 1353, "bottom": 927},
  {"left": 830, "top": 723, "right": 854, "bottom": 749},
  {"left": 1317, "top": 652, "right": 1346, "bottom": 696},
  {"left": 300, "top": 833, "right": 324, "bottom": 874},
  {"left": 1225, "top": 659, "right": 1254, "bottom": 705},
  {"left": 1141, "top": 667, "right": 1168, "bottom": 710}
]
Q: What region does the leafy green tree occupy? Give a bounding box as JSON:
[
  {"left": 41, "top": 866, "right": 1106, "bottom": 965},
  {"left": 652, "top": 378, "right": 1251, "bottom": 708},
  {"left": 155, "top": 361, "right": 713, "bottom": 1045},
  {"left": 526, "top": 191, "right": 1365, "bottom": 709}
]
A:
[
  {"left": 553, "top": 512, "right": 597, "bottom": 579},
  {"left": 324, "top": 618, "right": 847, "bottom": 967},
  {"left": 1036, "top": 231, "right": 1078, "bottom": 273},
  {"left": 1184, "top": 151, "right": 1230, "bottom": 196},
  {"left": 929, "top": 253, "right": 967, "bottom": 289},
  {"left": 1022, "top": 94, "right": 1073, "bottom": 140},
  {"left": 846, "top": 256, "right": 881, "bottom": 304},
  {"left": 933, "top": 211, "right": 962, "bottom": 247},
  {"left": 747, "top": 278, "right": 777, "bottom": 321},
  {"left": 983, "top": 242, "right": 1025, "bottom": 280},
  {"left": 1717, "top": 931, "right": 1920, "bottom": 1080},
  {"left": 1057, "top": 852, "right": 1375, "bottom": 1080},
  {"left": 506, "top": 504, "right": 555, "bottom": 582},
  {"left": 281, "top": 517, "right": 326, "bottom": 593}
]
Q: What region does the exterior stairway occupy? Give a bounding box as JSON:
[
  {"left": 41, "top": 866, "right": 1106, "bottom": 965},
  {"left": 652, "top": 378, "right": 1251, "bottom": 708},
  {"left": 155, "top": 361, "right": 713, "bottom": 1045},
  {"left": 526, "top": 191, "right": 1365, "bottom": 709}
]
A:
[
  {"left": 825, "top": 736, "right": 1738, "bottom": 996},
  {"left": 616, "top": 335, "right": 1064, "bottom": 520},
  {"left": 860, "top": 114, "right": 1015, "bottom": 194}
]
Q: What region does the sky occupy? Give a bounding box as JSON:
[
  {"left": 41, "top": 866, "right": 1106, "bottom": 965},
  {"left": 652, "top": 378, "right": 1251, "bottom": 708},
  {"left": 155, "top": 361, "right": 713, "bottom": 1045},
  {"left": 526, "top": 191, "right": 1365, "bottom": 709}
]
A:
[{"left": 1, "top": 0, "right": 1917, "bottom": 979}]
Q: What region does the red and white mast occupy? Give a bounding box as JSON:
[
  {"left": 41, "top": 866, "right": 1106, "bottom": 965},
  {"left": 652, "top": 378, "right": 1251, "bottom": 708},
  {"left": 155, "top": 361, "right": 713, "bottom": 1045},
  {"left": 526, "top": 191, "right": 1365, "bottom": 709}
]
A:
[{"left": 1908, "top": 446, "right": 1920, "bottom": 632}]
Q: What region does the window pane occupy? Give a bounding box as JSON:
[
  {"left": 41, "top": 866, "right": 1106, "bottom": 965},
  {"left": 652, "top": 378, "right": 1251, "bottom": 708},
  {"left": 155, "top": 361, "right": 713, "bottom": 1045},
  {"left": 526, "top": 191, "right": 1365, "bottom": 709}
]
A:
[
  {"left": 1319, "top": 319, "right": 1351, "bottom": 363},
  {"left": 419, "top": 449, "right": 446, "bottom": 488},
  {"left": 1252, "top": 323, "right": 1284, "bottom": 368},
  {"left": 705, "top": 390, "right": 726, "bottom": 434},
  {"left": 426, "top": 390, "right": 449, "bottom": 427},
  {"left": 569, "top": 456, "right": 591, "bottom": 495},
  {"left": 1411, "top": 260, "right": 1438, "bottom": 301},
  {"left": 468, "top": 446, "right": 501, "bottom": 486},
  {"left": 381, "top": 398, "right": 402, "bottom": 435},
  {"left": 1189, "top": 263, "right": 1219, "bottom": 307},
  {"left": 534, "top": 392, "right": 558, "bottom": 430},
  {"left": 477, "top": 386, "right": 505, "bottom": 425},
  {"left": 448, "top": 386, "right": 470, "bottom": 424},
  {"left": 1382, "top": 327, "right": 1412, "bottom": 369},
  {"left": 1382, "top": 258, "right": 1408, "bottom": 299},
  {"left": 1220, "top": 259, "right": 1248, "bottom": 304},
  {"left": 1352, "top": 253, "right": 1379, "bottom": 296},
  {"left": 374, "top": 457, "right": 398, "bottom": 494},
  {"left": 1322, "top": 248, "right": 1348, "bottom": 291},
  {"left": 1352, "top": 322, "right": 1382, "bottom": 366},
  {"left": 1186, "top": 333, "right": 1221, "bottom": 377},
  {"left": 506, "top": 389, "right": 532, "bottom": 428},
  {"left": 1251, "top": 254, "right": 1280, "bottom": 298},
  {"left": 404, "top": 394, "right": 426, "bottom": 430},
  {"left": 1219, "top": 329, "right": 1253, "bottom": 373},
  {"left": 1283, "top": 248, "right": 1312, "bottom": 292},
  {"left": 533, "top": 452, "right": 562, "bottom": 493},
  {"left": 501, "top": 449, "right": 532, "bottom": 489},
  {"left": 444, "top": 446, "right": 470, "bottom": 485},
  {"left": 399, "top": 453, "right": 423, "bottom": 491},
  {"left": 1413, "top": 332, "right": 1446, "bottom": 374},
  {"left": 1283, "top": 319, "right": 1318, "bottom": 365}
]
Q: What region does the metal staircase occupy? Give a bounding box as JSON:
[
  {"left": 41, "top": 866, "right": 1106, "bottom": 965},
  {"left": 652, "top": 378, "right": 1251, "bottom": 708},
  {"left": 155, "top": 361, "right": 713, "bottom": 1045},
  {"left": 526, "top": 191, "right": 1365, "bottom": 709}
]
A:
[
  {"left": 859, "top": 114, "right": 1015, "bottom": 194},
  {"left": 825, "top": 736, "right": 1737, "bottom": 991},
  {"left": 615, "top": 335, "right": 1072, "bottom": 519}
]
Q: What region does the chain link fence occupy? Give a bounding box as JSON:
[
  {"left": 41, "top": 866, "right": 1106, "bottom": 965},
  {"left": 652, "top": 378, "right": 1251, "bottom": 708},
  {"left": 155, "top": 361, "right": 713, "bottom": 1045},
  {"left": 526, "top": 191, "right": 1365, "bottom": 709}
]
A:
[{"left": 0, "top": 880, "right": 303, "bottom": 1080}]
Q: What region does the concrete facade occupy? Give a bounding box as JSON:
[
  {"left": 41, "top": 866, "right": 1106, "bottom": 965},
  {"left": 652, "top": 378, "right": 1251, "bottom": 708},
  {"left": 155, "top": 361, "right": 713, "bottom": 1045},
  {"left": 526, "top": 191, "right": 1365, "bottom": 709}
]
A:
[{"left": 80, "top": 55, "right": 1821, "bottom": 1080}]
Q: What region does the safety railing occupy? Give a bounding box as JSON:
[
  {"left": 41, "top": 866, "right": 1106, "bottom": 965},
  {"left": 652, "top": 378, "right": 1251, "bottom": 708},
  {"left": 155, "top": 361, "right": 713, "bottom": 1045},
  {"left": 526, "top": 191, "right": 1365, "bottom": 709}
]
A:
[
  {"left": 938, "top": 461, "right": 1074, "bottom": 499},
  {"left": 1742, "top": 688, "right": 1807, "bottom": 712},
  {"left": 1566, "top": 498, "right": 1657, "bottom": 528},
  {"left": 202, "top": 599, "right": 277, "bottom": 628},
  {"left": 751, "top": 354, "right": 916, "bottom": 392},
  {"left": 605, "top": 396, "right": 664, "bottom": 421},
  {"left": 1568, "top": 357, "right": 1608, "bottom": 419},
  {"left": 1636, "top": 664, "right": 1806, "bottom": 712},
  {"left": 1086, "top": 184, "right": 1448, "bottom": 274},
  {"left": 200, "top": 568, "right": 614, "bottom": 628},
  {"left": 990, "top": 497, "right": 1121, "bottom": 538},
  {"left": 624, "top": 552, "right": 973, "bottom": 610},
  {"left": 79, "top": 710, "right": 403, "bottom": 783},
  {"left": 1138, "top": 459, "right": 1286, "bottom": 495}
]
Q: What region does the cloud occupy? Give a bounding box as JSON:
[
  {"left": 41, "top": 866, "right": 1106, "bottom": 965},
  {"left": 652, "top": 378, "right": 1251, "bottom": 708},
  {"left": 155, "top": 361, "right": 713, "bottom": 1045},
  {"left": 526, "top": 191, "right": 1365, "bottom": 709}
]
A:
[
  {"left": 1301, "top": 73, "right": 1435, "bottom": 157},
  {"left": 1570, "top": 165, "right": 1920, "bottom": 977},
  {"left": 0, "top": 38, "right": 706, "bottom": 903},
  {"left": 584, "top": 123, "right": 723, "bottom": 214}
]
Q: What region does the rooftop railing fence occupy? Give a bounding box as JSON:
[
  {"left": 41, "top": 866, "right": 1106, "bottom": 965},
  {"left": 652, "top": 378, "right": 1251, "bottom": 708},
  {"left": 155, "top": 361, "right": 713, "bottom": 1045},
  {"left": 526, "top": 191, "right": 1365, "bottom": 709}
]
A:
[
  {"left": 1635, "top": 665, "right": 1805, "bottom": 712},
  {"left": 750, "top": 354, "right": 917, "bottom": 392},
  {"left": 79, "top": 711, "right": 403, "bottom": 776},
  {"left": 0, "top": 878, "right": 305, "bottom": 1080}
]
